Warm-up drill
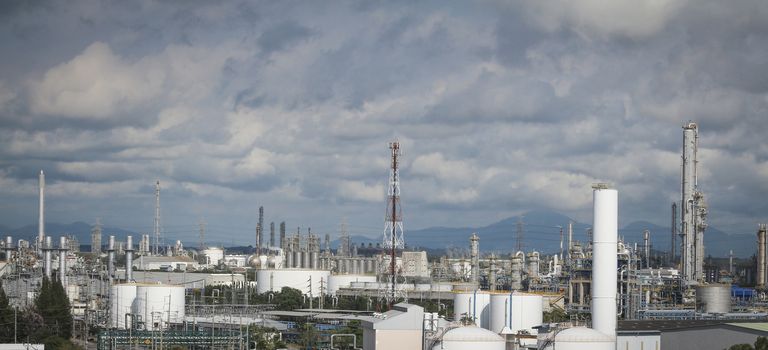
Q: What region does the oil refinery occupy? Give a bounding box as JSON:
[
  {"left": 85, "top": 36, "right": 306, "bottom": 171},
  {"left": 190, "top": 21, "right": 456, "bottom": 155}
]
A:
[{"left": 2, "top": 123, "right": 768, "bottom": 350}]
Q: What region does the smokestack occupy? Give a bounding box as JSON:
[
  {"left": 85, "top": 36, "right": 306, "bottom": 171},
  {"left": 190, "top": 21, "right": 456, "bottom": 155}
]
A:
[
  {"left": 126, "top": 235, "right": 134, "bottom": 282},
  {"left": 470, "top": 233, "right": 479, "bottom": 287},
  {"left": 108, "top": 235, "right": 115, "bottom": 284},
  {"left": 591, "top": 184, "right": 617, "bottom": 339},
  {"left": 44, "top": 236, "right": 52, "bottom": 278},
  {"left": 280, "top": 222, "right": 286, "bottom": 250},
  {"left": 644, "top": 230, "right": 651, "bottom": 268},
  {"left": 59, "top": 236, "right": 67, "bottom": 285},
  {"left": 38, "top": 170, "right": 45, "bottom": 254},
  {"left": 760, "top": 226, "right": 766, "bottom": 288}
]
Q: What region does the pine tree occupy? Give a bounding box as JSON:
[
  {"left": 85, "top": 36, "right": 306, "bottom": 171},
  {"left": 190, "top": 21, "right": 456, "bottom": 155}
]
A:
[{"left": 33, "top": 276, "right": 73, "bottom": 339}]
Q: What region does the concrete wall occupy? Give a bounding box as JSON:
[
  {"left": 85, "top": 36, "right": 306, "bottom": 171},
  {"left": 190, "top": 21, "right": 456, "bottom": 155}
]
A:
[
  {"left": 662, "top": 327, "right": 763, "bottom": 350},
  {"left": 363, "top": 329, "right": 422, "bottom": 350},
  {"left": 617, "top": 333, "right": 660, "bottom": 350}
]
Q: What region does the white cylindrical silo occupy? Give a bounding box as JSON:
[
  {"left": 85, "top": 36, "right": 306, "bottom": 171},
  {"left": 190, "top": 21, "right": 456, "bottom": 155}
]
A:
[
  {"left": 134, "top": 284, "right": 185, "bottom": 331},
  {"left": 489, "top": 292, "right": 543, "bottom": 337},
  {"left": 696, "top": 284, "right": 731, "bottom": 313},
  {"left": 110, "top": 283, "right": 137, "bottom": 329},
  {"left": 431, "top": 326, "right": 505, "bottom": 350},
  {"left": 592, "top": 186, "right": 617, "bottom": 339},
  {"left": 453, "top": 291, "right": 490, "bottom": 329}
]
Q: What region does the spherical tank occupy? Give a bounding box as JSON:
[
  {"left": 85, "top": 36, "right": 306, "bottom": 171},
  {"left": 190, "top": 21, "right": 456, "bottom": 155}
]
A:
[
  {"left": 110, "top": 283, "right": 137, "bottom": 329},
  {"left": 696, "top": 284, "right": 731, "bottom": 313},
  {"left": 431, "top": 326, "right": 505, "bottom": 350},
  {"left": 553, "top": 327, "right": 614, "bottom": 350},
  {"left": 453, "top": 291, "right": 490, "bottom": 329},
  {"left": 134, "top": 284, "right": 185, "bottom": 331},
  {"left": 326, "top": 274, "right": 377, "bottom": 295},
  {"left": 256, "top": 269, "right": 330, "bottom": 296}
]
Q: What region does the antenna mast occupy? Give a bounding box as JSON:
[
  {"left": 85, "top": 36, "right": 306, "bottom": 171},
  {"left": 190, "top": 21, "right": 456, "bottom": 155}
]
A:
[{"left": 381, "top": 141, "right": 405, "bottom": 306}]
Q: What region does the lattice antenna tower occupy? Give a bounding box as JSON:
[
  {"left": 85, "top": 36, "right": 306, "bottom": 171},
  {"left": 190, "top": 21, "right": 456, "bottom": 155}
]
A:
[
  {"left": 153, "top": 180, "right": 161, "bottom": 256},
  {"left": 380, "top": 140, "right": 405, "bottom": 306}
]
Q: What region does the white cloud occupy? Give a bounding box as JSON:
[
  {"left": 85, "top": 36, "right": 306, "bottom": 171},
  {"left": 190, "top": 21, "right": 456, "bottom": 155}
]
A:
[{"left": 520, "top": 0, "right": 687, "bottom": 39}]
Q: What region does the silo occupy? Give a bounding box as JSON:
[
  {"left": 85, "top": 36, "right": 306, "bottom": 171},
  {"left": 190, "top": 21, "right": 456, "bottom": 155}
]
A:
[
  {"left": 134, "top": 284, "right": 185, "bottom": 331},
  {"left": 110, "top": 283, "right": 137, "bottom": 329},
  {"left": 488, "top": 292, "right": 543, "bottom": 336},
  {"left": 431, "top": 326, "right": 504, "bottom": 350},
  {"left": 696, "top": 284, "right": 731, "bottom": 313},
  {"left": 453, "top": 291, "right": 490, "bottom": 329}
]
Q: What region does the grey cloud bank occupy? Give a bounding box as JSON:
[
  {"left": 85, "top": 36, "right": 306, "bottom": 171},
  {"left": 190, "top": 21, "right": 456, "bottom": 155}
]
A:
[{"left": 1, "top": 0, "right": 767, "bottom": 246}]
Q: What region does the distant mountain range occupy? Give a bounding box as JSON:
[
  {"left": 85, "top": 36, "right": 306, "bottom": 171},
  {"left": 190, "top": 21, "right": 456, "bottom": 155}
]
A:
[
  {"left": 0, "top": 210, "right": 757, "bottom": 258},
  {"left": 337, "top": 210, "right": 757, "bottom": 258}
]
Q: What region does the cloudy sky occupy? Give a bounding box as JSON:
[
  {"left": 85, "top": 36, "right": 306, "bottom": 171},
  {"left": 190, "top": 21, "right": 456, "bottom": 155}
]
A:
[{"left": 1, "top": 0, "right": 767, "bottom": 246}]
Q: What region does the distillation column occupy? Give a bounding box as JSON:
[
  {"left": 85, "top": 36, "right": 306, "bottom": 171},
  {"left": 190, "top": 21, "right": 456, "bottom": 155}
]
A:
[
  {"left": 758, "top": 225, "right": 767, "bottom": 288},
  {"left": 108, "top": 235, "right": 115, "bottom": 284},
  {"left": 44, "top": 236, "right": 52, "bottom": 278},
  {"left": 59, "top": 236, "right": 67, "bottom": 285}
]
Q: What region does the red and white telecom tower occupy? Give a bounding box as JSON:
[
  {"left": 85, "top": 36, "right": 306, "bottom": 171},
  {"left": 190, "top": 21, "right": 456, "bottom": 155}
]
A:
[{"left": 380, "top": 141, "right": 405, "bottom": 306}]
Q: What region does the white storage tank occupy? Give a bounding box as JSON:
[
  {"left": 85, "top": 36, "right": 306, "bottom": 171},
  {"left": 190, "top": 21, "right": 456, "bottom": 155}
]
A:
[
  {"left": 453, "top": 291, "right": 490, "bottom": 329},
  {"left": 431, "top": 326, "right": 505, "bottom": 350},
  {"left": 326, "top": 274, "right": 376, "bottom": 295},
  {"left": 203, "top": 248, "right": 224, "bottom": 266},
  {"left": 489, "top": 292, "right": 543, "bottom": 337},
  {"left": 256, "top": 269, "right": 331, "bottom": 296},
  {"left": 696, "top": 284, "right": 731, "bottom": 313},
  {"left": 110, "top": 283, "right": 137, "bottom": 329},
  {"left": 134, "top": 284, "right": 185, "bottom": 331},
  {"left": 552, "top": 327, "right": 614, "bottom": 350}
]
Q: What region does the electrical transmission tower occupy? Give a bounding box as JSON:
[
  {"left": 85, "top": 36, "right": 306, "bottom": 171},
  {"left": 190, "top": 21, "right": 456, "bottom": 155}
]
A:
[{"left": 380, "top": 141, "right": 405, "bottom": 306}]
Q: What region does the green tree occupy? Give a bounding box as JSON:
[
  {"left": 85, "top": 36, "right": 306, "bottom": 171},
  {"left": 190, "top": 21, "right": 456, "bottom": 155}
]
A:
[
  {"left": 756, "top": 337, "right": 768, "bottom": 350},
  {"left": 729, "top": 344, "right": 753, "bottom": 350},
  {"left": 0, "top": 280, "right": 16, "bottom": 343},
  {"left": 275, "top": 287, "right": 303, "bottom": 310},
  {"left": 34, "top": 276, "right": 73, "bottom": 339}
]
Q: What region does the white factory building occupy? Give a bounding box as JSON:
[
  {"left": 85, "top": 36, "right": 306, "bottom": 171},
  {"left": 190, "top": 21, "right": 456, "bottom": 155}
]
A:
[{"left": 133, "top": 255, "right": 199, "bottom": 271}]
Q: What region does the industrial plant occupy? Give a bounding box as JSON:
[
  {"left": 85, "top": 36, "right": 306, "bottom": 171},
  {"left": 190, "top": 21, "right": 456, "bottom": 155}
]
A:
[{"left": 3, "top": 123, "right": 768, "bottom": 350}]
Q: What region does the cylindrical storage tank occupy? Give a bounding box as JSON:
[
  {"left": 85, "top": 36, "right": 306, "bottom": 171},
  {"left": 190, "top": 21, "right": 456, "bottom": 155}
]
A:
[
  {"left": 326, "top": 274, "right": 377, "bottom": 295},
  {"left": 203, "top": 248, "right": 224, "bottom": 266},
  {"left": 343, "top": 259, "right": 351, "bottom": 274},
  {"left": 311, "top": 252, "right": 319, "bottom": 270},
  {"left": 431, "top": 326, "right": 504, "bottom": 350},
  {"left": 302, "top": 251, "right": 309, "bottom": 268},
  {"left": 552, "top": 327, "right": 614, "bottom": 350},
  {"left": 365, "top": 259, "right": 373, "bottom": 274},
  {"left": 256, "top": 269, "right": 331, "bottom": 296},
  {"left": 110, "top": 284, "right": 137, "bottom": 329},
  {"left": 134, "top": 284, "right": 185, "bottom": 331},
  {"left": 453, "top": 291, "right": 490, "bottom": 329},
  {"left": 286, "top": 250, "right": 294, "bottom": 268},
  {"left": 696, "top": 284, "right": 731, "bottom": 313}
]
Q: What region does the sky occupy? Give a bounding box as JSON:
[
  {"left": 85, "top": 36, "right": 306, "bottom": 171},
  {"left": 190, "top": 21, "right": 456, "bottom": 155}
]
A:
[{"left": 1, "top": 0, "right": 768, "bottom": 246}]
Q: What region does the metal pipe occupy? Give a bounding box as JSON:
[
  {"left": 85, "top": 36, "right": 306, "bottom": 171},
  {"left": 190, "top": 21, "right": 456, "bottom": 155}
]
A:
[{"left": 126, "top": 235, "right": 134, "bottom": 282}]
